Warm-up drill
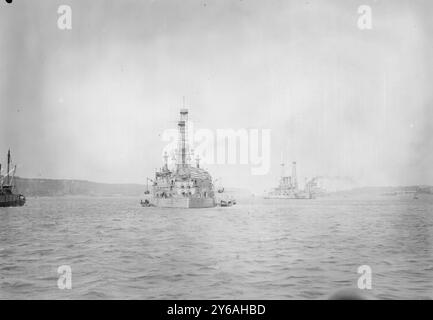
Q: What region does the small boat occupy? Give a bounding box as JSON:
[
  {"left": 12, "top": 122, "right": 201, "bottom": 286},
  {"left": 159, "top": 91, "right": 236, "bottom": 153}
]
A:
[
  {"left": 220, "top": 200, "right": 231, "bottom": 207},
  {"left": 0, "top": 150, "right": 26, "bottom": 208},
  {"left": 140, "top": 199, "right": 154, "bottom": 207},
  {"left": 219, "top": 198, "right": 236, "bottom": 207}
]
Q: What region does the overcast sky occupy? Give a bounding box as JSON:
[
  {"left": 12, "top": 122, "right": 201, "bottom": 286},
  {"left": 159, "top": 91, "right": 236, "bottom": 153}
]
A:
[{"left": 0, "top": 0, "right": 431, "bottom": 192}]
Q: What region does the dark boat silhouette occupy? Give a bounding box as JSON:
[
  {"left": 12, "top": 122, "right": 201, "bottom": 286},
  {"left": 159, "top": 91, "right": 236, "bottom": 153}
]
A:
[{"left": 0, "top": 150, "right": 26, "bottom": 207}]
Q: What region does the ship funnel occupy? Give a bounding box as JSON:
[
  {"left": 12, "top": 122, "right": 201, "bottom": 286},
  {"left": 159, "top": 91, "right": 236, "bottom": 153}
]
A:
[
  {"left": 292, "top": 161, "right": 297, "bottom": 190},
  {"left": 163, "top": 151, "right": 169, "bottom": 171}
]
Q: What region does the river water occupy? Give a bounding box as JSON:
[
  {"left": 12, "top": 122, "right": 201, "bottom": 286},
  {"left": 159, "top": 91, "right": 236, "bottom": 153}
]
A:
[{"left": 0, "top": 195, "right": 432, "bottom": 299}]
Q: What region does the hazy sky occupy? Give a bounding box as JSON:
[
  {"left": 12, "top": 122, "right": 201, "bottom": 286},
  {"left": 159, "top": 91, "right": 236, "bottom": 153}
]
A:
[{"left": 0, "top": 0, "right": 432, "bottom": 192}]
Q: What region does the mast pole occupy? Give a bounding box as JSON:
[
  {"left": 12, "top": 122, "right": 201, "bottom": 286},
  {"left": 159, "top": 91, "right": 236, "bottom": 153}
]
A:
[{"left": 7, "top": 149, "right": 10, "bottom": 186}]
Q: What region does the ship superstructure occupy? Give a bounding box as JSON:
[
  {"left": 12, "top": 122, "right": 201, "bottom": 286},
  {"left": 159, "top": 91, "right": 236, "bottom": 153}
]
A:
[
  {"left": 265, "top": 161, "right": 312, "bottom": 199},
  {"left": 142, "top": 109, "right": 216, "bottom": 208},
  {"left": 0, "top": 150, "right": 26, "bottom": 207}
]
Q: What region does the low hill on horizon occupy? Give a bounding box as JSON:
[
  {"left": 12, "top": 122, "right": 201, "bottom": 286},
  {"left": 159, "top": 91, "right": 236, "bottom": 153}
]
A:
[
  {"left": 9, "top": 177, "right": 433, "bottom": 198},
  {"left": 11, "top": 177, "right": 255, "bottom": 198},
  {"left": 13, "top": 177, "right": 145, "bottom": 197}
]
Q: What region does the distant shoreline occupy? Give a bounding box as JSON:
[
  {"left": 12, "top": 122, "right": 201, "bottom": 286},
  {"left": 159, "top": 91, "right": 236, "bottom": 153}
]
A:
[
  {"left": 10, "top": 176, "right": 433, "bottom": 198},
  {"left": 13, "top": 176, "right": 145, "bottom": 197}
]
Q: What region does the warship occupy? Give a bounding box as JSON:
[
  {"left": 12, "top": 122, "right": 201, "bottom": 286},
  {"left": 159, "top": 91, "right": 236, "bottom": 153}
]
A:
[
  {"left": 265, "top": 161, "right": 313, "bottom": 199},
  {"left": 141, "top": 109, "right": 216, "bottom": 208},
  {"left": 0, "top": 150, "right": 26, "bottom": 207}
]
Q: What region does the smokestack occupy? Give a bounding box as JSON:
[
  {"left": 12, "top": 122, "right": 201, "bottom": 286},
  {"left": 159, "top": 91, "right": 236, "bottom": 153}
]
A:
[
  {"left": 195, "top": 155, "right": 200, "bottom": 168},
  {"left": 163, "top": 151, "right": 169, "bottom": 171},
  {"left": 292, "top": 161, "right": 297, "bottom": 190}
]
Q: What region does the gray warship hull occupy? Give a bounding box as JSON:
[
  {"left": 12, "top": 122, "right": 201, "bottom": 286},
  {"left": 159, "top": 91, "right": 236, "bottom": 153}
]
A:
[
  {"left": 265, "top": 161, "right": 313, "bottom": 200},
  {"left": 264, "top": 193, "right": 312, "bottom": 200},
  {"left": 0, "top": 194, "right": 26, "bottom": 207},
  {"left": 149, "top": 196, "right": 215, "bottom": 208}
]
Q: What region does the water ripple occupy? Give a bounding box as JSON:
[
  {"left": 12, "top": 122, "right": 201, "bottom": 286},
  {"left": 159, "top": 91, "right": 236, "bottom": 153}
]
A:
[{"left": 0, "top": 196, "right": 432, "bottom": 299}]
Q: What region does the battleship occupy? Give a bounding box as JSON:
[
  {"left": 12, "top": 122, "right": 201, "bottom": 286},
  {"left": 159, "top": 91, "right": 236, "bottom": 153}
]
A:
[
  {"left": 265, "top": 161, "right": 313, "bottom": 199},
  {"left": 0, "top": 150, "right": 26, "bottom": 207},
  {"left": 141, "top": 109, "right": 216, "bottom": 208}
]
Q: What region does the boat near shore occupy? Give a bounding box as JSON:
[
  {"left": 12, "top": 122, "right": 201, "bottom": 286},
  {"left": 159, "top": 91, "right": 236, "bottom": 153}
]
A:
[
  {"left": 0, "top": 150, "right": 26, "bottom": 207},
  {"left": 218, "top": 198, "right": 236, "bottom": 207}
]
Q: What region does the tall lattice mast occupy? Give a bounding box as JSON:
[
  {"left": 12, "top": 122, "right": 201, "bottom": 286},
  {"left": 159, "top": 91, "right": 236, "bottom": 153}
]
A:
[{"left": 177, "top": 108, "right": 190, "bottom": 169}]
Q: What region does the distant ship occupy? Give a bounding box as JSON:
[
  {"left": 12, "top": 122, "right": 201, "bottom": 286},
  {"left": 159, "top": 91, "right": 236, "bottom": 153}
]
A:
[
  {"left": 141, "top": 109, "right": 216, "bottom": 208},
  {"left": 265, "top": 161, "right": 313, "bottom": 199},
  {"left": 0, "top": 150, "right": 26, "bottom": 207}
]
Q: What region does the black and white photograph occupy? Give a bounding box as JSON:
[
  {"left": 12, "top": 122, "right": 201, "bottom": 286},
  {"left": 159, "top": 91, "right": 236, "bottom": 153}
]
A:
[{"left": 0, "top": 0, "right": 432, "bottom": 306}]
